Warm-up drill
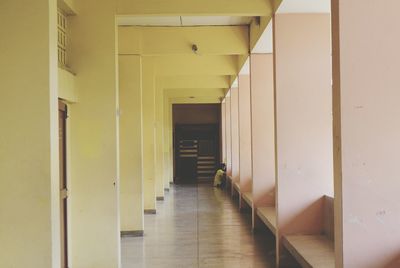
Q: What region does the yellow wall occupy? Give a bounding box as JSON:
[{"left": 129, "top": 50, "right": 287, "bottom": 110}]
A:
[
  {"left": 68, "top": 1, "right": 120, "bottom": 267},
  {"left": 119, "top": 55, "right": 144, "bottom": 232},
  {"left": 0, "top": 1, "right": 60, "bottom": 267},
  {"left": 58, "top": 68, "right": 78, "bottom": 102},
  {"left": 142, "top": 57, "right": 157, "bottom": 211},
  {"left": 155, "top": 83, "right": 165, "bottom": 198}
]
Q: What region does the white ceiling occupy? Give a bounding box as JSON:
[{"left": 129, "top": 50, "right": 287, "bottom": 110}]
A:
[
  {"left": 239, "top": 58, "right": 250, "bottom": 75},
  {"left": 277, "top": 0, "right": 331, "bottom": 14},
  {"left": 117, "top": 16, "right": 253, "bottom": 27},
  {"left": 252, "top": 21, "right": 273, "bottom": 53}
]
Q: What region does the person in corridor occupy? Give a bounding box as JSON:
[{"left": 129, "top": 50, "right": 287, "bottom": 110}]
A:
[{"left": 213, "top": 163, "right": 226, "bottom": 188}]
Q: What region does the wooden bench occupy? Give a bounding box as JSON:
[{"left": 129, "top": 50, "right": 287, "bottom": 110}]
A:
[
  {"left": 282, "top": 195, "right": 335, "bottom": 268},
  {"left": 282, "top": 235, "right": 334, "bottom": 268},
  {"left": 256, "top": 206, "right": 277, "bottom": 235},
  {"left": 233, "top": 181, "right": 240, "bottom": 192},
  {"left": 242, "top": 192, "right": 253, "bottom": 208}
]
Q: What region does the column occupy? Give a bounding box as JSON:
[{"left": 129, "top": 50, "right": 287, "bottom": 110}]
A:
[
  {"left": 0, "top": 1, "right": 59, "bottom": 266},
  {"left": 119, "top": 55, "right": 144, "bottom": 236},
  {"left": 332, "top": 1, "right": 400, "bottom": 267}
]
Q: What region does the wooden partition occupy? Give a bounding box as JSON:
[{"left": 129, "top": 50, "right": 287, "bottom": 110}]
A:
[
  {"left": 225, "top": 95, "right": 232, "bottom": 177},
  {"left": 273, "top": 13, "right": 333, "bottom": 265},
  {"left": 332, "top": 1, "right": 400, "bottom": 267},
  {"left": 250, "top": 53, "right": 276, "bottom": 230},
  {"left": 221, "top": 101, "right": 226, "bottom": 164},
  {"left": 238, "top": 75, "right": 253, "bottom": 207},
  {"left": 230, "top": 87, "right": 240, "bottom": 196}
]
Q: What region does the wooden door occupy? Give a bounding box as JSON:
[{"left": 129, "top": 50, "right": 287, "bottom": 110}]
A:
[{"left": 58, "top": 101, "right": 68, "bottom": 268}]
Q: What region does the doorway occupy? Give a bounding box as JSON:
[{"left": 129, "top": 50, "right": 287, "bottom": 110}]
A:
[
  {"left": 174, "top": 124, "right": 220, "bottom": 184},
  {"left": 58, "top": 101, "right": 68, "bottom": 268}
]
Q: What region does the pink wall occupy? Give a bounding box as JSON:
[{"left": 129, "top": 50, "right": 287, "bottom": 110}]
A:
[
  {"left": 221, "top": 102, "right": 226, "bottom": 164},
  {"left": 250, "top": 54, "right": 275, "bottom": 207},
  {"left": 230, "top": 87, "right": 240, "bottom": 183},
  {"left": 274, "top": 14, "right": 333, "bottom": 238},
  {"left": 333, "top": 1, "right": 400, "bottom": 267},
  {"left": 238, "top": 75, "right": 252, "bottom": 192},
  {"left": 225, "top": 97, "right": 232, "bottom": 176}
]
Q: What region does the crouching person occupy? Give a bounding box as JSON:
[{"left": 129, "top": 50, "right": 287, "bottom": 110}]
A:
[{"left": 213, "top": 163, "right": 226, "bottom": 189}]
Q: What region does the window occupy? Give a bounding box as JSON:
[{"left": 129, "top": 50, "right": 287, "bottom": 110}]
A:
[{"left": 57, "top": 10, "right": 68, "bottom": 67}]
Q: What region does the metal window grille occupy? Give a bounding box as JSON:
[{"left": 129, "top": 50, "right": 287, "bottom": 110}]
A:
[{"left": 57, "top": 10, "right": 68, "bottom": 67}]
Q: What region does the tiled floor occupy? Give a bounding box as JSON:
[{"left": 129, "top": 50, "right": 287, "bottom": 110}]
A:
[{"left": 121, "top": 184, "right": 276, "bottom": 268}]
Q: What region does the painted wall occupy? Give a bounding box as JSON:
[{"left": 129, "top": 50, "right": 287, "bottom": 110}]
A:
[
  {"left": 332, "top": 1, "right": 400, "bottom": 267},
  {"left": 0, "top": 1, "right": 60, "bottom": 267},
  {"left": 142, "top": 57, "right": 157, "bottom": 211},
  {"left": 238, "top": 75, "right": 252, "bottom": 192},
  {"left": 250, "top": 54, "right": 275, "bottom": 207},
  {"left": 230, "top": 88, "right": 240, "bottom": 183},
  {"left": 225, "top": 96, "right": 232, "bottom": 176},
  {"left": 173, "top": 104, "right": 221, "bottom": 125},
  {"left": 68, "top": 1, "right": 120, "bottom": 267},
  {"left": 155, "top": 84, "right": 165, "bottom": 199},
  {"left": 221, "top": 102, "right": 226, "bottom": 163},
  {"left": 119, "top": 55, "right": 144, "bottom": 232},
  {"left": 274, "top": 13, "right": 333, "bottom": 240}
]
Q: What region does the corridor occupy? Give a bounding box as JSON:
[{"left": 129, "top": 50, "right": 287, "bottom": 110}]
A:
[{"left": 122, "top": 184, "right": 276, "bottom": 268}]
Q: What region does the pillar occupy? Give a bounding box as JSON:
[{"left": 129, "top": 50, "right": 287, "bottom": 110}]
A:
[
  {"left": 0, "top": 1, "right": 59, "bottom": 266},
  {"left": 250, "top": 53, "right": 275, "bottom": 220},
  {"left": 332, "top": 1, "right": 400, "bottom": 267},
  {"left": 230, "top": 87, "right": 240, "bottom": 187},
  {"left": 155, "top": 84, "right": 165, "bottom": 200},
  {"left": 238, "top": 75, "right": 252, "bottom": 193},
  {"left": 273, "top": 13, "right": 333, "bottom": 263},
  {"left": 119, "top": 55, "right": 144, "bottom": 235},
  {"left": 225, "top": 95, "right": 232, "bottom": 177},
  {"left": 142, "top": 57, "right": 156, "bottom": 213},
  {"left": 68, "top": 1, "right": 120, "bottom": 267}
]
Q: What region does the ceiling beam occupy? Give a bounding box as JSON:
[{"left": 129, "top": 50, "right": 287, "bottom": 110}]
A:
[
  {"left": 117, "top": 0, "right": 273, "bottom": 16},
  {"left": 153, "top": 55, "right": 238, "bottom": 76},
  {"left": 119, "top": 26, "right": 249, "bottom": 56},
  {"left": 159, "top": 75, "right": 230, "bottom": 89},
  {"left": 170, "top": 97, "right": 222, "bottom": 104},
  {"left": 165, "top": 88, "right": 226, "bottom": 98}
]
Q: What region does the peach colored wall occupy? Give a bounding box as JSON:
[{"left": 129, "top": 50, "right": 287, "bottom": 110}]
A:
[
  {"left": 225, "top": 97, "right": 232, "bottom": 176},
  {"left": 274, "top": 14, "right": 333, "bottom": 237},
  {"left": 238, "top": 75, "right": 252, "bottom": 192},
  {"left": 332, "top": 1, "right": 400, "bottom": 267},
  {"left": 230, "top": 88, "right": 240, "bottom": 183},
  {"left": 221, "top": 102, "right": 226, "bottom": 163},
  {"left": 173, "top": 104, "right": 220, "bottom": 125},
  {"left": 250, "top": 54, "right": 275, "bottom": 207}
]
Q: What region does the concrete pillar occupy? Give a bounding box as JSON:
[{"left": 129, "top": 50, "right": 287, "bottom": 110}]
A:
[
  {"left": 155, "top": 85, "right": 165, "bottom": 200},
  {"left": 221, "top": 101, "right": 226, "bottom": 164},
  {"left": 163, "top": 95, "right": 171, "bottom": 189},
  {"left": 230, "top": 87, "right": 240, "bottom": 186},
  {"left": 142, "top": 57, "right": 156, "bottom": 213},
  {"left": 238, "top": 75, "right": 252, "bottom": 193},
  {"left": 0, "top": 1, "right": 59, "bottom": 267},
  {"left": 225, "top": 96, "right": 232, "bottom": 176},
  {"left": 332, "top": 1, "right": 400, "bottom": 267},
  {"left": 119, "top": 55, "right": 144, "bottom": 235},
  {"left": 68, "top": 1, "right": 120, "bottom": 267},
  {"left": 273, "top": 13, "right": 333, "bottom": 263},
  {"left": 250, "top": 53, "right": 275, "bottom": 218}
]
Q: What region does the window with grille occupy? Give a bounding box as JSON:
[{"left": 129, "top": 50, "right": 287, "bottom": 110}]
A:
[{"left": 57, "top": 10, "right": 68, "bottom": 67}]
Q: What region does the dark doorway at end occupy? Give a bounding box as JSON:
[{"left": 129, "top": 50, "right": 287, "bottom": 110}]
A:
[{"left": 173, "top": 104, "right": 221, "bottom": 185}]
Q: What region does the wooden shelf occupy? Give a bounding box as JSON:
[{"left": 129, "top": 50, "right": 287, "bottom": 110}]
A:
[
  {"left": 282, "top": 235, "right": 334, "bottom": 268},
  {"left": 256, "top": 206, "right": 276, "bottom": 235},
  {"left": 242, "top": 192, "right": 253, "bottom": 207}
]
